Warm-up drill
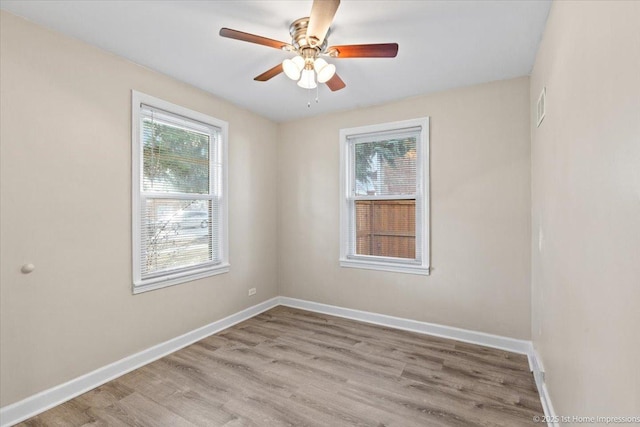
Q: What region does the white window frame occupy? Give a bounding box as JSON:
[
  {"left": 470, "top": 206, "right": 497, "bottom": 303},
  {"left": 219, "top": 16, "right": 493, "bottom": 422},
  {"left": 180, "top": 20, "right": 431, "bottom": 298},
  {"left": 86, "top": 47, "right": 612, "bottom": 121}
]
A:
[
  {"left": 339, "top": 117, "right": 430, "bottom": 275},
  {"left": 131, "top": 91, "right": 229, "bottom": 294}
]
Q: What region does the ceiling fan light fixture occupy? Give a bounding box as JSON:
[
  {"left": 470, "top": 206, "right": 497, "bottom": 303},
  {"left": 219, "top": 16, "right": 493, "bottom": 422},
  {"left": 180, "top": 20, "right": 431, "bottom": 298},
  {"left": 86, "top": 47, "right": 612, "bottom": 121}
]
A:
[
  {"left": 221, "top": 0, "right": 400, "bottom": 95},
  {"left": 297, "top": 68, "right": 317, "bottom": 89},
  {"left": 283, "top": 55, "right": 304, "bottom": 80},
  {"left": 314, "top": 58, "right": 336, "bottom": 83}
]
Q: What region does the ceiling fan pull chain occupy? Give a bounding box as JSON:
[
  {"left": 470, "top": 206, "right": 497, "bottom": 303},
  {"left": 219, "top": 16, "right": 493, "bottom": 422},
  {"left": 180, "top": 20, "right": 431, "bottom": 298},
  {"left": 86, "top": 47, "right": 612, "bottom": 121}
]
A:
[
  {"left": 307, "top": 86, "right": 311, "bottom": 108},
  {"left": 315, "top": 76, "right": 319, "bottom": 104}
]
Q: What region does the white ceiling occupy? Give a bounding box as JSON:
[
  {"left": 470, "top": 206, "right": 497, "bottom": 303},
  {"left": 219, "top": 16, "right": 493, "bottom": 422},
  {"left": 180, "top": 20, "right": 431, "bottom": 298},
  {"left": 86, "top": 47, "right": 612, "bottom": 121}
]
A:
[{"left": 0, "top": 0, "right": 551, "bottom": 122}]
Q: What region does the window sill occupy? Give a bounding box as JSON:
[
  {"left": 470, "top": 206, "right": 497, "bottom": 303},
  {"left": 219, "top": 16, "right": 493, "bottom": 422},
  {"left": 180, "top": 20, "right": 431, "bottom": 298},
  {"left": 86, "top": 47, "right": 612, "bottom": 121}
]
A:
[
  {"left": 339, "top": 258, "right": 430, "bottom": 275},
  {"left": 133, "top": 263, "right": 230, "bottom": 294}
]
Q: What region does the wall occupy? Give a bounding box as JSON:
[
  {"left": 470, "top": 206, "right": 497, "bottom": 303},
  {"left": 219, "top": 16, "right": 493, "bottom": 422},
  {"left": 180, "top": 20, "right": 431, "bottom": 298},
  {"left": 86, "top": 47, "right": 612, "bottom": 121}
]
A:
[
  {"left": 0, "top": 11, "right": 278, "bottom": 406},
  {"left": 530, "top": 1, "right": 640, "bottom": 417},
  {"left": 278, "top": 77, "right": 532, "bottom": 339}
]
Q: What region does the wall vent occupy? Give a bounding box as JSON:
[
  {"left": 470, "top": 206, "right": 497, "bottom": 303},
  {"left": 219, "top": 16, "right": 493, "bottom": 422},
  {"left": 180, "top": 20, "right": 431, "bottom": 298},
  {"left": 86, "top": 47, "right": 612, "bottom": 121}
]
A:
[{"left": 536, "top": 87, "right": 546, "bottom": 127}]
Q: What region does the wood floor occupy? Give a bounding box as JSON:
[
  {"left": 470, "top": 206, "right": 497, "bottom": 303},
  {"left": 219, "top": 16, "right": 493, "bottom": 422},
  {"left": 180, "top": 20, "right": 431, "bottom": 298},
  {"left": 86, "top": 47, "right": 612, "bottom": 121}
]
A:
[{"left": 19, "top": 306, "right": 543, "bottom": 426}]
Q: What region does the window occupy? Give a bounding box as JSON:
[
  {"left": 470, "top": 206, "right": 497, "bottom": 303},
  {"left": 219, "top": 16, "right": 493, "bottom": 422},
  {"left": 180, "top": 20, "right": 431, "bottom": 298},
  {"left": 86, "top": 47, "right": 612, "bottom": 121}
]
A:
[
  {"left": 132, "top": 91, "right": 229, "bottom": 293},
  {"left": 340, "top": 118, "right": 430, "bottom": 275}
]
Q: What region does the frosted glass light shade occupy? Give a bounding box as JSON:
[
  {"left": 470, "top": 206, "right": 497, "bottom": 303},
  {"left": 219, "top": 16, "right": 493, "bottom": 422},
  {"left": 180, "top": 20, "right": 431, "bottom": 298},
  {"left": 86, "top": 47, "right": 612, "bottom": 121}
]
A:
[
  {"left": 297, "top": 69, "right": 317, "bottom": 89},
  {"left": 314, "top": 58, "right": 336, "bottom": 83},
  {"left": 283, "top": 56, "right": 304, "bottom": 80}
]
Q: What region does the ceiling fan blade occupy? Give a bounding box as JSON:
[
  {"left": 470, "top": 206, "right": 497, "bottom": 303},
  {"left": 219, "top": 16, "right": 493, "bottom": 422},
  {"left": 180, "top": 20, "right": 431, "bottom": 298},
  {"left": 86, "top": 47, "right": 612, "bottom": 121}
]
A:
[
  {"left": 306, "top": 0, "right": 340, "bottom": 47},
  {"left": 327, "top": 43, "right": 399, "bottom": 58},
  {"left": 220, "top": 28, "right": 292, "bottom": 50},
  {"left": 325, "top": 73, "right": 346, "bottom": 91},
  {"left": 254, "top": 64, "right": 284, "bottom": 82}
]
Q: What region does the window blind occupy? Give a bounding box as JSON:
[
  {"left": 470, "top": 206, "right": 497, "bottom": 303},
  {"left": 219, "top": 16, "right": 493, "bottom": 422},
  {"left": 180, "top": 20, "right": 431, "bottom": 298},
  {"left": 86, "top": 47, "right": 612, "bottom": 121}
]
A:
[{"left": 138, "top": 105, "right": 221, "bottom": 279}]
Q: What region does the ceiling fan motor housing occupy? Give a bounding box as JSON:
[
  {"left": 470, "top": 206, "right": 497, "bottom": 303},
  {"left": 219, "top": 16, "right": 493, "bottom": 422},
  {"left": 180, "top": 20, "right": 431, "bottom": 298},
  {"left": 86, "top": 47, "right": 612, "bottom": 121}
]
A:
[{"left": 289, "top": 17, "right": 329, "bottom": 56}]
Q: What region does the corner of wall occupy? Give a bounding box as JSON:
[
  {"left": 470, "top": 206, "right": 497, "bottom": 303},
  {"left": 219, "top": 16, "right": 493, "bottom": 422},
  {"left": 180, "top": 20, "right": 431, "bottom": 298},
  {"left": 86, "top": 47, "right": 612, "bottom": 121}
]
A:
[{"left": 275, "top": 123, "right": 283, "bottom": 296}]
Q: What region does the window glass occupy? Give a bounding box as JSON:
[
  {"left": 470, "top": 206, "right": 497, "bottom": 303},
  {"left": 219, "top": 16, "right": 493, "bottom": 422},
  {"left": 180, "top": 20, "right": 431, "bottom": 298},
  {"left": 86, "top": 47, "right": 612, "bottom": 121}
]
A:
[
  {"left": 132, "top": 92, "right": 229, "bottom": 292},
  {"left": 340, "top": 118, "right": 429, "bottom": 275}
]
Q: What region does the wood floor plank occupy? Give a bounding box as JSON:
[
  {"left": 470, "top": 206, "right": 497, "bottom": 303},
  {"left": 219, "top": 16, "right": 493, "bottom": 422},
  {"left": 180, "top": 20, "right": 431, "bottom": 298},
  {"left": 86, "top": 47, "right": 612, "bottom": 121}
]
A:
[
  {"left": 115, "top": 367, "right": 238, "bottom": 426},
  {"left": 402, "top": 362, "right": 541, "bottom": 411},
  {"left": 21, "top": 400, "right": 93, "bottom": 426},
  {"left": 100, "top": 392, "right": 197, "bottom": 426},
  {"left": 276, "top": 332, "right": 408, "bottom": 377},
  {"left": 289, "top": 383, "right": 406, "bottom": 427},
  {"left": 74, "top": 382, "right": 134, "bottom": 410},
  {"left": 17, "top": 306, "right": 543, "bottom": 426}
]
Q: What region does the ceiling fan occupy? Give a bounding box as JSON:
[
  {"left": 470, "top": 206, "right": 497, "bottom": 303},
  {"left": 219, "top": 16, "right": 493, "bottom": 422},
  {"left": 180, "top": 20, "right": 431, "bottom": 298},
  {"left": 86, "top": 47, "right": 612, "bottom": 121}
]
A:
[{"left": 219, "top": 0, "right": 398, "bottom": 92}]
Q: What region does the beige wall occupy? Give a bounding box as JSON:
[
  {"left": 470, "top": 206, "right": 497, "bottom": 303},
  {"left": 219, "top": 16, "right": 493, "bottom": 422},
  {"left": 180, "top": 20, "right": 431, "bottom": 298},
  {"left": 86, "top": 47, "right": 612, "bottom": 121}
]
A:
[
  {"left": 278, "top": 77, "right": 532, "bottom": 339},
  {"left": 0, "top": 11, "right": 278, "bottom": 406},
  {"left": 530, "top": 0, "right": 640, "bottom": 417}
]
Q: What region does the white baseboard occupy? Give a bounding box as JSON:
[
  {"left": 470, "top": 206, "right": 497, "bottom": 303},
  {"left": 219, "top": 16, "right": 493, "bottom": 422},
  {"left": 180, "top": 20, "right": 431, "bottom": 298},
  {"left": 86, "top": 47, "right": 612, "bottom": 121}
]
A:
[
  {"left": 1, "top": 295, "right": 556, "bottom": 427},
  {"left": 279, "top": 297, "right": 532, "bottom": 355},
  {"left": 0, "top": 297, "right": 280, "bottom": 427},
  {"left": 529, "top": 348, "right": 558, "bottom": 426}
]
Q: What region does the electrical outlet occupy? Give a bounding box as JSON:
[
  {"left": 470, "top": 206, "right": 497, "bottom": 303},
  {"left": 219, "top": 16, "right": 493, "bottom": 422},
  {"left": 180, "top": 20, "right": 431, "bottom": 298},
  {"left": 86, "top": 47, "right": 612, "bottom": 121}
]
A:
[{"left": 248, "top": 287, "right": 256, "bottom": 296}]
